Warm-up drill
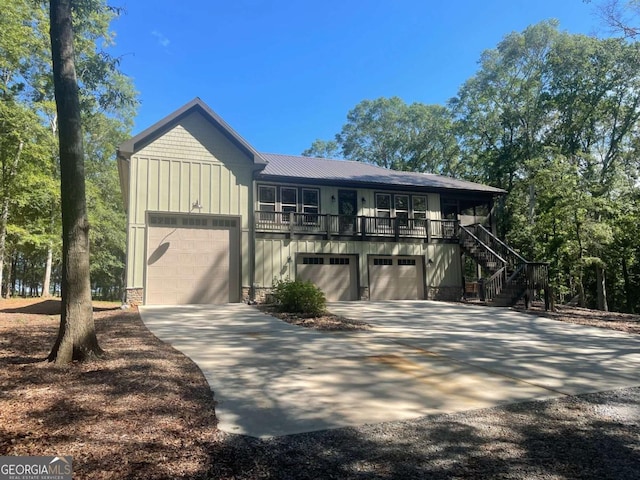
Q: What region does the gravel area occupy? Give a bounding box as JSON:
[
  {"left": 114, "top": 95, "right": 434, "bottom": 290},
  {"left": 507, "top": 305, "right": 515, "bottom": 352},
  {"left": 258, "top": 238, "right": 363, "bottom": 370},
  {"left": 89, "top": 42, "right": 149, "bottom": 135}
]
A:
[
  {"left": 209, "top": 387, "right": 640, "bottom": 479},
  {"left": 209, "top": 303, "right": 640, "bottom": 479}
]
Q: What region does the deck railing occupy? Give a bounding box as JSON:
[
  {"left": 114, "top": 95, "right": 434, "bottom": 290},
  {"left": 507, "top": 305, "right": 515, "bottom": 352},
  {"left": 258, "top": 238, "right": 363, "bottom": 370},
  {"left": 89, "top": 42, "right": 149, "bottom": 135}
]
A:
[{"left": 254, "top": 211, "right": 459, "bottom": 241}]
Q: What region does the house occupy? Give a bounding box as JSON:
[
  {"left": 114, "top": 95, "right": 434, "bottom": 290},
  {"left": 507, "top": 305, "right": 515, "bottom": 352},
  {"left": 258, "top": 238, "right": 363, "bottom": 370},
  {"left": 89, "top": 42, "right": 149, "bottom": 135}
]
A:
[{"left": 117, "top": 98, "right": 546, "bottom": 306}]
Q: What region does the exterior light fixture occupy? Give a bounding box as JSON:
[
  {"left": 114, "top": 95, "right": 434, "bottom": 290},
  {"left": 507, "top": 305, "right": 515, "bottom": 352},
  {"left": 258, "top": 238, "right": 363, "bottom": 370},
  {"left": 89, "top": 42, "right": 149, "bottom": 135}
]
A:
[{"left": 192, "top": 200, "right": 203, "bottom": 211}]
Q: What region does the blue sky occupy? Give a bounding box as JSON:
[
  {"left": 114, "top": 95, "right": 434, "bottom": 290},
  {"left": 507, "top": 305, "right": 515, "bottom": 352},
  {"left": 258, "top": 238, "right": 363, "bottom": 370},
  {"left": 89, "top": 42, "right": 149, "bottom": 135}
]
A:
[{"left": 110, "top": 0, "right": 607, "bottom": 155}]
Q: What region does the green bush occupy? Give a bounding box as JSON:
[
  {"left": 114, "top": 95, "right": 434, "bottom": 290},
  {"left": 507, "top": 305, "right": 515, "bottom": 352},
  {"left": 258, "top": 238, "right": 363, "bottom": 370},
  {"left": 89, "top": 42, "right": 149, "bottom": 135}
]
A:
[{"left": 272, "top": 279, "right": 326, "bottom": 316}]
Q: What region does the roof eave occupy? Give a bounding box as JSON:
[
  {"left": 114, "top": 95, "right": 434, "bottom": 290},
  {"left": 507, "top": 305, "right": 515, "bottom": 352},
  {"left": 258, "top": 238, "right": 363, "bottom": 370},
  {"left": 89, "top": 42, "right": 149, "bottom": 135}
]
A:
[{"left": 255, "top": 173, "right": 506, "bottom": 196}]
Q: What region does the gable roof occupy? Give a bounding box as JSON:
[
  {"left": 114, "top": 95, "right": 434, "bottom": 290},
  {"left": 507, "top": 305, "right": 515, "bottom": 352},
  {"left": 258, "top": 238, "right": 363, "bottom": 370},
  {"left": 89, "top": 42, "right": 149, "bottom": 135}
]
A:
[
  {"left": 118, "top": 98, "right": 504, "bottom": 197},
  {"left": 117, "top": 97, "right": 267, "bottom": 166},
  {"left": 257, "top": 153, "right": 506, "bottom": 195}
]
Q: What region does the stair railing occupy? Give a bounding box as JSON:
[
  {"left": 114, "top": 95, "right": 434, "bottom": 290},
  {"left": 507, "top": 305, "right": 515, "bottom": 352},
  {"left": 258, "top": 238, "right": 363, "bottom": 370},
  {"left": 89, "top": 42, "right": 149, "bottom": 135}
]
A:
[
  {"left": 483, "top": 267, "right": 506, "bottom": 302},
  {"left": 473, "top": 224, "right": 526, "bottom": 272},
  {"left": 459, "top": 225, "right": 507, "bottom": 273}
]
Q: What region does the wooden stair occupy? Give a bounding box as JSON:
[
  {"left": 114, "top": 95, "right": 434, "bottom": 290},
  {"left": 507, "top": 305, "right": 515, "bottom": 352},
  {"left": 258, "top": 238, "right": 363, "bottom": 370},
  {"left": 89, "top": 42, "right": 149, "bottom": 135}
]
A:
[{"left": 460, "top": 224, "right": 549, "bottom": 308}]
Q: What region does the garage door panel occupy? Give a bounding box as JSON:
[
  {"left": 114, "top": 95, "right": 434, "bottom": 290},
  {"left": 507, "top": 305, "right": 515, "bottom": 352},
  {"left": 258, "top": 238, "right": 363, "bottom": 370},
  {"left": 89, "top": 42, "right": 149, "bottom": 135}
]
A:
[
  {"left": 145, "top": 216, "right": 238, "bottom": 305},
  {"left": 369, "top": 256, "right": 424, "bottom": 301},
  {"left": 297, "top": 255, "right": 358, "bottom": 301}
]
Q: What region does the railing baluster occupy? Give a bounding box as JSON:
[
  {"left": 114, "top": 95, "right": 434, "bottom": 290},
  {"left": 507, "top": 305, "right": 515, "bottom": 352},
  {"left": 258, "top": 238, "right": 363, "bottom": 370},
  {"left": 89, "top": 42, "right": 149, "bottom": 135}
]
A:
[{"left": 255, "top": 212, "right": 465, "bottom": 243}]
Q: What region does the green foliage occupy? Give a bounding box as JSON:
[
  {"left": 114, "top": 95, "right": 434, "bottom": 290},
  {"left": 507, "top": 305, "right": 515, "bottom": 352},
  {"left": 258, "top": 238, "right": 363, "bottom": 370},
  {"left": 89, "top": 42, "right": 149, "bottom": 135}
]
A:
[
  {"left": 302, "top": 139, "right": 341, "bottom": 158},
  {"left": 0, "top": 0, "right": 136, "bottom": 299},
  {"left": 272, "top": 279, "right": 327, "bottom": 316},
  {"left": 304, "top": 20, "right": 640, "bottom": 312},
  {"left": 450, "top": 21, "right": 640, "bottom": 310},
  {"left": 303, "top": 97, "right": 461, "bottom": 175}
]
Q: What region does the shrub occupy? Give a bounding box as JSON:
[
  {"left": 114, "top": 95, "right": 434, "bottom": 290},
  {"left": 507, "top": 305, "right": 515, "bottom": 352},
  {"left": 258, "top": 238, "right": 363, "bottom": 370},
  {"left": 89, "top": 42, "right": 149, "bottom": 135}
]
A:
[{"left": 272, "top": 279, "right": 326, "bottom": 316}]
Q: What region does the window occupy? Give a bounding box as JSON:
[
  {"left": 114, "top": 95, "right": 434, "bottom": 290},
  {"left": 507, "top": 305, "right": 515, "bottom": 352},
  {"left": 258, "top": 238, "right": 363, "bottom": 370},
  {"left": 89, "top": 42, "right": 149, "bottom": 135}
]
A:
[
  {"left": 330, "top": 257, "right": 349, "bottom": 265},
  {"left": 182, "top": 217, "right": 208, "bottom": 226},
  {"left": 303, "top": 256, "right": 324, "bottom": 265},
  {"left": 258, "top": 186, "right": 276, "bottom": 222},
  {"left": 395, "top": 195, "right": 409, "bottom": 227},
  {"left": 257, "top": 185, "right": 320, "bottom": 224},
  {"left": 375, "top": 193, "right": 428, "bottom": 229},
  {"left": 398, "top": 258, "right": 416, "bottom": 266},
  {"left": 211, "top": 219, "right": 236, "bottom": 227},
  {"left": 373, "top": 258, "right": 393, "bottom": 266},
  {"left": 376, "top": 193, "right": 391, "bottom": 229},
  {"left": 150, "top": 215, "right": 177, "bottom": 226},
  {"left": 302, "top": 188, "right": 319, "bottom": 223},
  {"left": 413, "top": 196, "right": 427, "bottom": 226},
  {"left": 281, "top": 187, "right": 297, "bottom": 222}
]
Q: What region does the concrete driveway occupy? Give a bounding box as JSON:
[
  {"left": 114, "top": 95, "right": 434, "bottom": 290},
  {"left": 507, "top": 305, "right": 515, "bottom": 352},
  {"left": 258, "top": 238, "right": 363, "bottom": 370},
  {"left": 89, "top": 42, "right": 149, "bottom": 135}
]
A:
[{"left": 139, "top": 301, "right": 640, "bottom": 438}]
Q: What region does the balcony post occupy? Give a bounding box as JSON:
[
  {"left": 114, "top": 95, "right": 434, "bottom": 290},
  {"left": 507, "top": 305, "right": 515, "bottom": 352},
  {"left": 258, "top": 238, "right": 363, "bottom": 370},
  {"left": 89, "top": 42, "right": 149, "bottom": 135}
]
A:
[
  {"left": 478, "top": 277, "right": 486, "bottom": 302},
  {"left": 361, "top": 216, "right": 367, "bottom": 240},
  {"left": 289, "top": 213, "right": 295, "bottom": 238},
  {"left": 394, "top": 217, "right": 400, "bottom": 242},
  {"left": 426, "top": 219, "right": 432, "bottom": 243}
]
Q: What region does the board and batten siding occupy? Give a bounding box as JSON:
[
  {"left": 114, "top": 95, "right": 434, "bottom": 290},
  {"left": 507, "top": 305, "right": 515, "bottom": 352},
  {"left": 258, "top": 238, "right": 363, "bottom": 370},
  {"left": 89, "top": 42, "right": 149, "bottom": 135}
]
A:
[
  {"left": 125, "top": 111, "right": 254, "bottom": 290},
  {"left": 254, "top": 238, "right": 461, "bottom": 291},
  {"left": 426, "top": 243, "right": 461, "bottom": 287}
]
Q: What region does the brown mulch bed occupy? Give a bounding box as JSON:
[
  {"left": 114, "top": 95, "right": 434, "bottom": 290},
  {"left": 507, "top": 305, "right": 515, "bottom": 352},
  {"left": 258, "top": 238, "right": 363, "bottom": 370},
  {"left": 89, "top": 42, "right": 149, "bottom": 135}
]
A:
[
  {"left": 514, "top": 302, "right": 640, "bottom": 335},
  {"left": 0, "top": 298, "right": 218, "bottom": 480},
  {"left": 256, "top": 304, "right": 370, "bottom": 331}
]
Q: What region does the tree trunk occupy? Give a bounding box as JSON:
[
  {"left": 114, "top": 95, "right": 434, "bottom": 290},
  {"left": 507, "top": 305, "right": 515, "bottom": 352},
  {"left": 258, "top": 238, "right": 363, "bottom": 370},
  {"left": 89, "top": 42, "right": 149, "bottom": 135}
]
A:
[
  {"left": 48, "top": 0, "right": 102, "bottom": 364},
  {"left": 21, "top": 258, "right": 26, "bottom": 297},
  {"left": 577, "top": 273, "right": 586, "bottom": 308},
  {"left": 0, "top": 204, "right": 7, "bottom": 297},
  {"left": 0, "top": 141, "right": 23, "bottom": 299},
  {"left": 596, "top": 264, "right": 609, "bottom": 312},
  {"left": 42, "top": 244, "right": 53, "bottom": 297},
  {"left": 622, "top": 255, "right": 634, "bottom": 313},
  {"left": 528, "top": 182, "right": 535, "bottom": 224},
  {"left": 4, "top": 252, "right": 13, "bottom": 298}
]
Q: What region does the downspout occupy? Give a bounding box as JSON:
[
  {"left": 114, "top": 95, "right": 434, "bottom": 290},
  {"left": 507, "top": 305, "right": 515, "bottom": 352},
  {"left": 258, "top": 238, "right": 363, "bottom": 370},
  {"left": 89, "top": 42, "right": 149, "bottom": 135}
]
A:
[
  {"left": 249, "top": 160, "right": 266, "bottom": 302},
  {"left": 248, "top": 175, "right": 256, "bottom": 302}
]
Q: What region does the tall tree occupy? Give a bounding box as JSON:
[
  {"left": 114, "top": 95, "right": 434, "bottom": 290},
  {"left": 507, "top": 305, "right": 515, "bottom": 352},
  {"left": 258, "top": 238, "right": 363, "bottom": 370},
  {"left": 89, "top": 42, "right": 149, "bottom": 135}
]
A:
[
  {"left": 304, "top": 97, "right": 460, "bottom": 174},
  {"left": 0, "top": 0, "right": 49, "bottom": 296},
  {"left": 48, "top": 0, "right": 102, "bottom": 364},
  {"left": 591, "top": 0, "right": 640, "bottom": 37},
  {"left": 302, "top": 139, "right": 341, "bottom": 158},
  {"left": 452, "top": 21, "right": 640, "bottom": 310}
]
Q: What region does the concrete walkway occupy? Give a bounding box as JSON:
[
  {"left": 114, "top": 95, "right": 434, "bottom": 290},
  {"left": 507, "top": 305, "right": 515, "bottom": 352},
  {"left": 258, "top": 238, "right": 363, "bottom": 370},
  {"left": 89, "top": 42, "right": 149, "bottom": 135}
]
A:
[{"left": 139, "top": 301, "right": 640, "bottom": 438}]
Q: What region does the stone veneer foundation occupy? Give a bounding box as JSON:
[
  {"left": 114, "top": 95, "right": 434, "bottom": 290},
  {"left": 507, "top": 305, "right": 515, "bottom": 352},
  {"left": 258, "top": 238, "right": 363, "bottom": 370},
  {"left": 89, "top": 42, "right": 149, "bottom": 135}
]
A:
[{"left": 125, "top": 288, "right": 143, "bottom": 306}]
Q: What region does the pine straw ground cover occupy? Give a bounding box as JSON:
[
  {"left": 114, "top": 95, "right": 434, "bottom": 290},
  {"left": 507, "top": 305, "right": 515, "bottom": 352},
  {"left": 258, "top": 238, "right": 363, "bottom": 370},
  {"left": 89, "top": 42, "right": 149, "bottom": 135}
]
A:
[
  {"left": 514, "top": 302, "right": 640, "bottom": 334},
  {"left": 0, "top": 298, "right": 218, "bottom": 479},
  {"left": 2, "top": 298, "right": 640, "bottom": 479}
]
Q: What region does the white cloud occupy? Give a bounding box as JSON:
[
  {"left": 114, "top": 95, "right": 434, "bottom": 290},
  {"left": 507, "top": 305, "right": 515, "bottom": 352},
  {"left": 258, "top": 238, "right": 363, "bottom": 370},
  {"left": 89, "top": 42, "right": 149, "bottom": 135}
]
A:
[{"left": 151, "top": 30, "right": 170, "bottom": 47}]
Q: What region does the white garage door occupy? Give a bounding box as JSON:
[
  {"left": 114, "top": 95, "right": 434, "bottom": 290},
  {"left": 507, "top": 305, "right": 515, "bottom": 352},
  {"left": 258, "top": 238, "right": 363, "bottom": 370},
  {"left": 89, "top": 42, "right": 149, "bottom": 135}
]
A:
[
  {"left": 145, "top": 214, "right": 240, "bottom": 305},
  {"left": 369, "top": 255, "right": 424, "bottom": 300},
  {"left": 296, "top": 254, "right": 358, "bottom": 301}
]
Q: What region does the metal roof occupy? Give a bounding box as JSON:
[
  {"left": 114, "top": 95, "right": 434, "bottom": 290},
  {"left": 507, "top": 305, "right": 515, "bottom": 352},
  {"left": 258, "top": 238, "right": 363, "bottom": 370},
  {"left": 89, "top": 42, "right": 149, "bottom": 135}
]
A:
[
  {"left": 117, "top": 98, "right": 503, "bottom": 196},
  {"left": 257, "top": 153, "right": 505, "bottom": 194}
]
